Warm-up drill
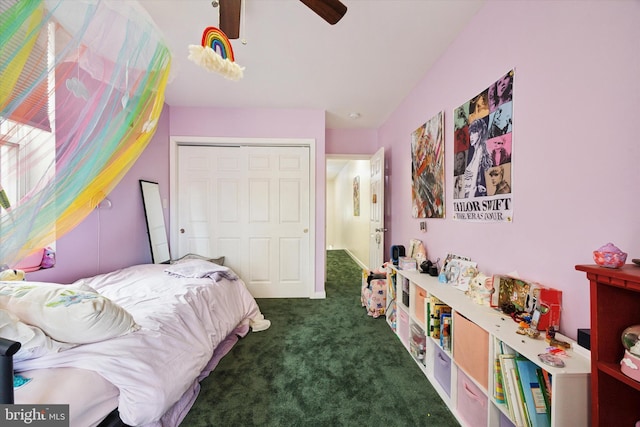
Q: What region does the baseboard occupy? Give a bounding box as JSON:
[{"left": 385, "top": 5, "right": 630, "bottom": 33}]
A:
[
  {"left": 343, "top": 249, "right": 368, "bottom": 271},
  {"left": 311, "top": 291, "right": 326, "bottom": 299}
]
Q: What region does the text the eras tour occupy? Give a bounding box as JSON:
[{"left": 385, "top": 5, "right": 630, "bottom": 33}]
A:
[{"left": 453, "top": 197, "right": 511, "bottom": 221}]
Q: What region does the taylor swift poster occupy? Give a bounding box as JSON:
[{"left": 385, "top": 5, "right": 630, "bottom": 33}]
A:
[
  {"left": 411, "top": 111, "right": 445, "bottom": 218},
  {"left": 453, "top": 70, "right": 514, "bottom": 222}
]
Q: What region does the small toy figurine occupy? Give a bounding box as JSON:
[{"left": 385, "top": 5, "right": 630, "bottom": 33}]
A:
[
  {"left": 526, "top": 328, "right": 540, "bottom": 339},
  {"left": 516, "top": 321, "right": 529, "bottom": 335},
  {"left": 546, "top": 326, "right": 571, "bottom": 349},
  {"left": 547, "top": 325, "right": 556, "bottom": 338}
]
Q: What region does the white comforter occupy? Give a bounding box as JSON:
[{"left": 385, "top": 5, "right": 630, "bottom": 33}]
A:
[{"left": 15, "top": 263, "right": 266, "bottom": 426}]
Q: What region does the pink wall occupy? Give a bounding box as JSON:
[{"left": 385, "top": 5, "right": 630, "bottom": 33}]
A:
[
  {"left": 380, "top": 0, "right": 640, "bottom": 339},
  {"left": 325, "top": 128, "right": 378, "bottom": 155}
]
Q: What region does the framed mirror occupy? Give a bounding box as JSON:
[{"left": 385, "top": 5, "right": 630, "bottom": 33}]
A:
[{"left": 140, "top": 180, "right": 171, "bottom": 264}]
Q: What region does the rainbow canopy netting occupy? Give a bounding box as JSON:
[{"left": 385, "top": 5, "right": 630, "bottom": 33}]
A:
[{"left": 0, "top": 0, "right": 171, "bottom": 267}]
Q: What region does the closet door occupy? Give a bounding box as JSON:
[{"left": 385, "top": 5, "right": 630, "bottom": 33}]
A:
[{"left": 176, "top": 145, "right": 311, "bottom": 298}]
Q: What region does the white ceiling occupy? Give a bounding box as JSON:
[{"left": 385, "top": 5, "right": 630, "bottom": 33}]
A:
[{"left": 138, "top": 0, "right": 485, "bottom": 130}]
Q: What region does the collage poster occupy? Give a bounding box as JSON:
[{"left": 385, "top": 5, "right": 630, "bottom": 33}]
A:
[
  {"left": 453, "top": 70, "right": 514, "bottom": 222},
  {"left": 411, "top": 111, "right": 445, "bottom": 218}
]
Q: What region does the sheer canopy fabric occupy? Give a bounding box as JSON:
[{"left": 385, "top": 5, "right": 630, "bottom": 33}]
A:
[{"left": 0, "top": 0, "right": 171, "bottom": 266}]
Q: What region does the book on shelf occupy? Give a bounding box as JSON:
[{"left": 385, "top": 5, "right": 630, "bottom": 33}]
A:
[
  {"left": 498, "top": 354, "right": 517, "bottom": 423},
  {"left": 440, "top": 312, "right": 451, "bottom": 350},
  {"left": 515, "top": 357, "right": 550, "bottom": 427},
  {"left": 499, "top": 353, "right": 531, "bottom": 427},
  {"left": 429, "top": 300, "right": 450, "bottom": 339},
  {"left": 493, "top": 338, "right": 508, "bottom": 405},
  {"left": 494, "top": 358, "right": 506, "bottom": 404},
  {"left": 540, "top": 368, "right": 552, "bottom": 402},
  {"left": 511, "top": 355, "right": 532, "bottom": 427},
  {"left": 536, "top": 368, "right": 552, "bottom": 423},
  {"left": 509, "top": 366, "right": 531, "bottom": 427}
]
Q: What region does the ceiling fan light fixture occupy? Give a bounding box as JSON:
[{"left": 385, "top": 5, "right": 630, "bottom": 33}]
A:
[
  {"left": 219, "top": 0, "right": 241, "bottom": 39},
  {"left": 299, "top": 0, "right": 348, "bottom": 25}
]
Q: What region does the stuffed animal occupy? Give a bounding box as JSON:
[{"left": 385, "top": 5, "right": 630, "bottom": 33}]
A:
[
  {"left": 0, "top": 268, "right": 25, "bottom": 281},
  {"left": 467, "top": 272, "right": 493, "bottom": 306},
  {"left": 40, "top": 247, "right": 56, "bottom": 269}
]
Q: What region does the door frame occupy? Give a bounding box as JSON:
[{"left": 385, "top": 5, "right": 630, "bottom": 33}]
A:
[
  {"left": 325, "top": 154, "right": 374, "bottom": 270},
  {"left": 169, "top": 136, "right": 316, "bottom": 297}
]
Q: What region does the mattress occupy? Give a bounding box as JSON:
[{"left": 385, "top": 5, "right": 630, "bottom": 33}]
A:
[{"left": 14, "top": 367, "right": 119, "bottom": 427}]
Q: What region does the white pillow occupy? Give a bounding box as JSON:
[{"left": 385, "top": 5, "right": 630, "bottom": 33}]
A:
[
  {"left": 172, "top": 253, "right": 225, "bottom": 266},
  {"left": 0, "top": 282, "right": 139, "bottom": 344},
  {"left": 0, "top": 309, "right": 73, "bottom": 361}
]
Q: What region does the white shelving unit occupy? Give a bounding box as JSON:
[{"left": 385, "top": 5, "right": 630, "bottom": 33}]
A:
[{"left": 386, "top": 266, "right": 591, "bottom": 427}]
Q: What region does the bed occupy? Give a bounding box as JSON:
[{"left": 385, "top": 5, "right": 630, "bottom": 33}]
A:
[{"left": 0, "top": 259, "right": 270, "bottom": 426}]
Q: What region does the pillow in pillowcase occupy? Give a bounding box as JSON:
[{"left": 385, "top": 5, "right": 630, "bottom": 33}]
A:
[
  {"left": 0, "top": 308, "right": 73, "bottom": 361},
  {"left": 0, "top": 282, "right": 139, "bottom": 344},
  {"left": 172, "top": 253, "right": 225, "bottom": 266}
]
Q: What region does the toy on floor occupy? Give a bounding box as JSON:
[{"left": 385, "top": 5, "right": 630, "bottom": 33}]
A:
[{"left": 361, "top": 269, "right": 387, "bottom": 318}]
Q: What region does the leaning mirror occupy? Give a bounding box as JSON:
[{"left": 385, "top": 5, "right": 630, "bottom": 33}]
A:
[{"left": 140, "top": 180, "right": 171, "bottom": 264}]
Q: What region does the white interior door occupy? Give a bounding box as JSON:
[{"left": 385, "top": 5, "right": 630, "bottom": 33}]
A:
[
  {"left": 176, "top": 144, "right": 311, "bottom": 298},
  {"left": 369, "top": 147, "right": 385, "bottom": 270}
]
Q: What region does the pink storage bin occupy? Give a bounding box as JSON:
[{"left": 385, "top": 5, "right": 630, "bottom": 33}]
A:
[
  {"left": 453, "top": 311, "right": 489, "bottom": 390},
  {"left": 415, "top": 288, "right": 427, "bottom": 325},
  {"left": 398, "top": 307, "right": 409, "bottom": 350},
  {"left": 433, "top": 345, "right": 452, "bottom": 397},
  {"left": 457, "top": 369, "right": 488, "bottom": 427}
]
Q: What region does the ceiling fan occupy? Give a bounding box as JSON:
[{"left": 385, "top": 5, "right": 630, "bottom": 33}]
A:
[{"left": 216, "top": 0, "right": 348, "bottom": 39}]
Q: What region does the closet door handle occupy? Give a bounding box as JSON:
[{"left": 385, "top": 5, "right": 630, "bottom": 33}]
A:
[{"left": 180, "top": 228, "right": 185, "bottom": 234}]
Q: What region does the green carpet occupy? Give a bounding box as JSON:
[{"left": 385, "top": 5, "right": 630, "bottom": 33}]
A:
[{"left": 182, "top": 250, "right": 459, "bottom": 426}]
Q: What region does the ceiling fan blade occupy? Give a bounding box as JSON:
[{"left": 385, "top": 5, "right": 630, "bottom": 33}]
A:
[
  {"left": 299, "top": 0, "right": 347, "bottom": 25},
  {"left": 219, "top": 0, "right": 241, "bottom": 39}
]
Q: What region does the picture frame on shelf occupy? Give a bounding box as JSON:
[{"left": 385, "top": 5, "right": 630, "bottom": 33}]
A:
[{"left": 444, "top": 259, "right": 478, "bottom": 292}]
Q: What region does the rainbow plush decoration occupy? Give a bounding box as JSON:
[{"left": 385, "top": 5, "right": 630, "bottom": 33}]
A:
[
  {"left": 202, "top": 26, "right": 235, "bottom": 61},
  {"left": 188, "top": 26, "right": 244, "bottom": 80}
]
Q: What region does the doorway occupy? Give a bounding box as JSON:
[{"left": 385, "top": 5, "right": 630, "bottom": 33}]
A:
[{"left": 325, "top": 155, "right": 371, "bottom": 270}]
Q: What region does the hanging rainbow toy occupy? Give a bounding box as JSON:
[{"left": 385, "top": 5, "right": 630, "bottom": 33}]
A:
[
  {"left": 202, "top": 26, "right": 235, "bottom": 61},
  {"left": 188, "top": 26, "right": 244, "bottom": 80}
]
